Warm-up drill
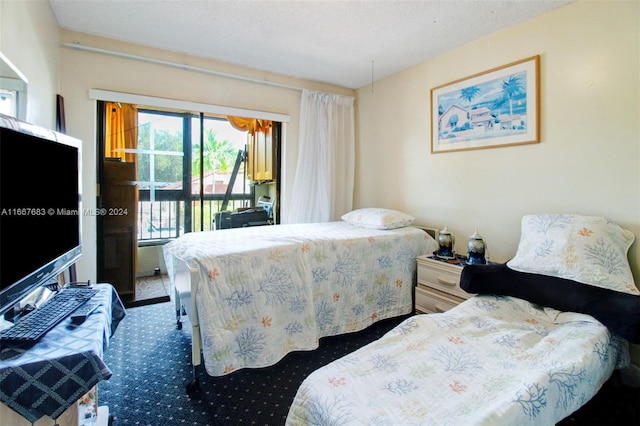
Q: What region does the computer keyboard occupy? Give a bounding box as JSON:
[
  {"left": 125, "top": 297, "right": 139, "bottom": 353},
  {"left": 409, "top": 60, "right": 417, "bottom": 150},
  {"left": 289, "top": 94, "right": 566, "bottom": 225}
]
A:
[{"left": 0, "top": 287, "right": 99, "bottom": 343}]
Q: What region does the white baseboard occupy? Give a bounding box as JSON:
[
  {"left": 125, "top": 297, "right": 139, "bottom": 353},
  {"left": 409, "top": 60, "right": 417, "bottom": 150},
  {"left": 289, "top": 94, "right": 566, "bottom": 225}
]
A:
[{"left": 135, "top": 267, "right": 164, "bottom": 278}]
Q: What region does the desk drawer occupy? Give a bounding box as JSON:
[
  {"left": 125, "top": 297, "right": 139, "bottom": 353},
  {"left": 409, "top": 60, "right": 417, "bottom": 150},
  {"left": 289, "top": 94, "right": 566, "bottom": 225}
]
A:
[
  {"left": 415, "top": 286, "right": 464, "bottom": 314},
  {"left": 417, "top": 262, "right": 468, "bottom": 299}
]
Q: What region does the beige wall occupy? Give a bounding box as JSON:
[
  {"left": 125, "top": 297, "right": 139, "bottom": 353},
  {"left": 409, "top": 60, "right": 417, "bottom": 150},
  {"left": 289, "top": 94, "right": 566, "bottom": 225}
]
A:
[
  {"left": 1, "top": 1, "right": 354, "bottom": 284},
  {"left": 1, "top": 0, "right": 639, "bottom": 377},
  {"left": 58, "top": 31, "right": 353, "bottom": 282},
  {"left": 356, "top": 0, "right": 639, "bottom": 282},
  {"left": 2, "top": 0, "right": 638, "bottom": 293},
  {"left": 0, "top": 0, "right": 60, "bottom": 127}
]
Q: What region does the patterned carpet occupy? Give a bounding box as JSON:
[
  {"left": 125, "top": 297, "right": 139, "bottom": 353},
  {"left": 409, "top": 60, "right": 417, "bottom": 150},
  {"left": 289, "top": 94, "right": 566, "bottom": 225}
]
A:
[{"left": 99, "top": 301, "right": 640, "bottom": 425}]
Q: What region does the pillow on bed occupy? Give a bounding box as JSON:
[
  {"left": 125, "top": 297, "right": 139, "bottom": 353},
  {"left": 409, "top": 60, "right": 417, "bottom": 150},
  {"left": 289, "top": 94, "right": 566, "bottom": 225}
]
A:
[
  {"left": 341, "top": 208, "right": 415, "bottom": 230},
  {"left": 506, "top": 214, "right": 638, "bottom": 295},
  {"left": 460, "top": 263, "right": 640, "bottom": 343}
]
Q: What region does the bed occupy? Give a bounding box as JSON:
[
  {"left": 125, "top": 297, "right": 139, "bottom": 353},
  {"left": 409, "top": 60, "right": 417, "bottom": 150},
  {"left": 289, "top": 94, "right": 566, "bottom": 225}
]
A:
[
  {"left": 162, "top": 209, "right": 438, "bottom": 390},
  {"left": 286, "top": 293, "right": 630, "bottom": 425},
  {"left": 286, "top": 214, "right": 640, "bottom": 425}
]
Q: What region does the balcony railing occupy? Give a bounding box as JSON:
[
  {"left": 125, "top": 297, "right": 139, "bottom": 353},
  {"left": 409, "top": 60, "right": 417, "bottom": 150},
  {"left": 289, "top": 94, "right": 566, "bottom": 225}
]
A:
[{"left": 137, "top": 196, "right": 253, "bottom": 243}]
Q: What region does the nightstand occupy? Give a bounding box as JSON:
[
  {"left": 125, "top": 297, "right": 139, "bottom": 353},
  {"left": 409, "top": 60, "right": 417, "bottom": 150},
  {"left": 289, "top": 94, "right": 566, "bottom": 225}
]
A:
[{"left": 415, "top": 255, "right": 472, "bottom": 314}]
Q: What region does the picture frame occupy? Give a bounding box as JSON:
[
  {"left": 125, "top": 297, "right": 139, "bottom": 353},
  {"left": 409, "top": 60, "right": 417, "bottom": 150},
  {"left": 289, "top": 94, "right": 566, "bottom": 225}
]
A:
[{"left": 431, "top": 55, "right": 540, "bottom": 153}]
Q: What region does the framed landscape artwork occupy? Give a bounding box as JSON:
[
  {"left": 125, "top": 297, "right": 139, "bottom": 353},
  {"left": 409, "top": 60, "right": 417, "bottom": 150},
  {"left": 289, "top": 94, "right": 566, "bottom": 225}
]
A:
[{"left": 431, "top": 55, "right": 540, "bottom": 153}]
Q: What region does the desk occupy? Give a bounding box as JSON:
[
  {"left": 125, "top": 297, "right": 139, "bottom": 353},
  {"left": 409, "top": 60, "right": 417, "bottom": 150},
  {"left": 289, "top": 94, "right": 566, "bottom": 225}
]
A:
[{"left": 0, "top": 284, "right": 125, "bottom": 424}]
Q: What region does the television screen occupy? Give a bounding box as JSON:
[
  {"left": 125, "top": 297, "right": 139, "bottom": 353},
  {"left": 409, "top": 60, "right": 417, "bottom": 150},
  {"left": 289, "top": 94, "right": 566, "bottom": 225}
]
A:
[{"left": 0, "top": 114, "right": 82, "bottom": 316}]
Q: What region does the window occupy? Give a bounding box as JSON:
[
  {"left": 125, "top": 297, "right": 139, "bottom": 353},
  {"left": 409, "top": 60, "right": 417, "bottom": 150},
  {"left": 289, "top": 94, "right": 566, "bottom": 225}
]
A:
[
  {"left": 100, "top": 99, "right": 280, "bottom": 244},
  {"left": 133, "top": 110, "right": 254, "bottom": 242},
  {"left": 0, "top": 89, "right": 17, "bottom": 117}
]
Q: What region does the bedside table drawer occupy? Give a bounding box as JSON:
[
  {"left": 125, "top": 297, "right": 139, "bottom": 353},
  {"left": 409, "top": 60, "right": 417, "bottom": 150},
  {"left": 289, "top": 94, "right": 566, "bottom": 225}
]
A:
[
  {"left": 417, "top": 262, "right": 468, "bottom": 299},
  {"left": 415, "top": 286, "right": 464, "bottom": 314}
]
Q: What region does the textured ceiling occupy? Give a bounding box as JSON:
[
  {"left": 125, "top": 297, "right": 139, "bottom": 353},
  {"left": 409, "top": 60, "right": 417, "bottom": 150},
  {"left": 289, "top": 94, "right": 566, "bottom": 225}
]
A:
[{"left": 49, "top": 0, "right": 574, "bottom": 89}]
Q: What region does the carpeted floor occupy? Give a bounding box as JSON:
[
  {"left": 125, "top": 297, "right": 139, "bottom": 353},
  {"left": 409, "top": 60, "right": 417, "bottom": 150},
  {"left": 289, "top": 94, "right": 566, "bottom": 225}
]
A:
[{"left": 99, "top": 301, "right": 640, "bottom": 426}]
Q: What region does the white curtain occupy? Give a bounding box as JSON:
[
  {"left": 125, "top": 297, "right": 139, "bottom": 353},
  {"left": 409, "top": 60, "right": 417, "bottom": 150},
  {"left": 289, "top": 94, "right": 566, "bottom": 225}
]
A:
[{"left": 285, "top": 89, "right": 355, "bottom": 223}]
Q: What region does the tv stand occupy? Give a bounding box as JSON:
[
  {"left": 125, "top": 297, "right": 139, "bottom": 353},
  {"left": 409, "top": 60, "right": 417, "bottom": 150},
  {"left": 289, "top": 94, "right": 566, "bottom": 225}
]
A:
[{"left": 0, "top": 284, "right": 125, "bottom": 425}]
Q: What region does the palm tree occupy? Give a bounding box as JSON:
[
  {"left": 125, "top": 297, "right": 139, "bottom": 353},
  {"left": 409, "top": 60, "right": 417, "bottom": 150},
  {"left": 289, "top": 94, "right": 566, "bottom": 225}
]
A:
[
  {"left": 192, "top": 129, "right": 238, "bottom": 190},
  {"left": 459, "top": 86, "right": 481, "bottom": 106},
  {"left": 500, "top": 75, "right": 525, "bottom": 117}
]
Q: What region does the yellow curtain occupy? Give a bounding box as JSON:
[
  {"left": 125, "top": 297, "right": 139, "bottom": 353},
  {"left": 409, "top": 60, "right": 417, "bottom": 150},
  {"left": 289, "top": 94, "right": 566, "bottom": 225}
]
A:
[
  {"left": 226, "top": 116, "right": 271, "bottom": 134},
  {"left": 106, "top": 102, "right": 138, "bottom": 164}
]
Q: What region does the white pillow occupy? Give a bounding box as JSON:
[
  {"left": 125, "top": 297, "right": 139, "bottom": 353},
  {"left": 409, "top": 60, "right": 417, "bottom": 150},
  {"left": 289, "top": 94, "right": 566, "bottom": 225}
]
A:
[
  {"left": 341, "top": 208, "right": 415, "bottom": 230},
  {"left": 507, "top": 214, "right": 638, "bottom": 295}
]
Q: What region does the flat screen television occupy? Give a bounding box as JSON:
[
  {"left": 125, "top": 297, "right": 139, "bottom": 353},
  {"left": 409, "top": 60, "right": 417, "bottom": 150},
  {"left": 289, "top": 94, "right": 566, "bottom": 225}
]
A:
[{"left": 0, "top": 113, "right": 82, "bottom": 318}]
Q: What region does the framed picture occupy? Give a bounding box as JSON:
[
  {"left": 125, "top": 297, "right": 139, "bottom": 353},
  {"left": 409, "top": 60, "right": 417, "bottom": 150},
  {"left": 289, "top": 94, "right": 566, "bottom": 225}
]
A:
[{"left": 431, "top": 55, "right": 540, "bottom": 153}]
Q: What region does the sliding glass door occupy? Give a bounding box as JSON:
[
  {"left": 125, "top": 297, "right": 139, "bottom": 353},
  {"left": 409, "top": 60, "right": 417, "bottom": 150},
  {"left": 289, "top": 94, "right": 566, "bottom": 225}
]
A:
[{"left": 136, "top": 109, "right": 254, "bottom": 242}]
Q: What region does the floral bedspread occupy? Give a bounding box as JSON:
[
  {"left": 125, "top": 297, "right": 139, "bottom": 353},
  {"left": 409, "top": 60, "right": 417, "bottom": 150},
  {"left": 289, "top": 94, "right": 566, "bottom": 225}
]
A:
[
  {"left": 163, "top": 221, "right": 437, "bottom": 376},
  {"left": 286, "top": 295, "right": 630, "bottom": 425}
]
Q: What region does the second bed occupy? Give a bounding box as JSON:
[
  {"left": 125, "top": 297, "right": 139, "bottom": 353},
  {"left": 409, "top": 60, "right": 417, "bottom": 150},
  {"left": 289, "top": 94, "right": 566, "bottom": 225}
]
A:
[{"left": 163, "top": 219, "right": 437, "bottom": 380}]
